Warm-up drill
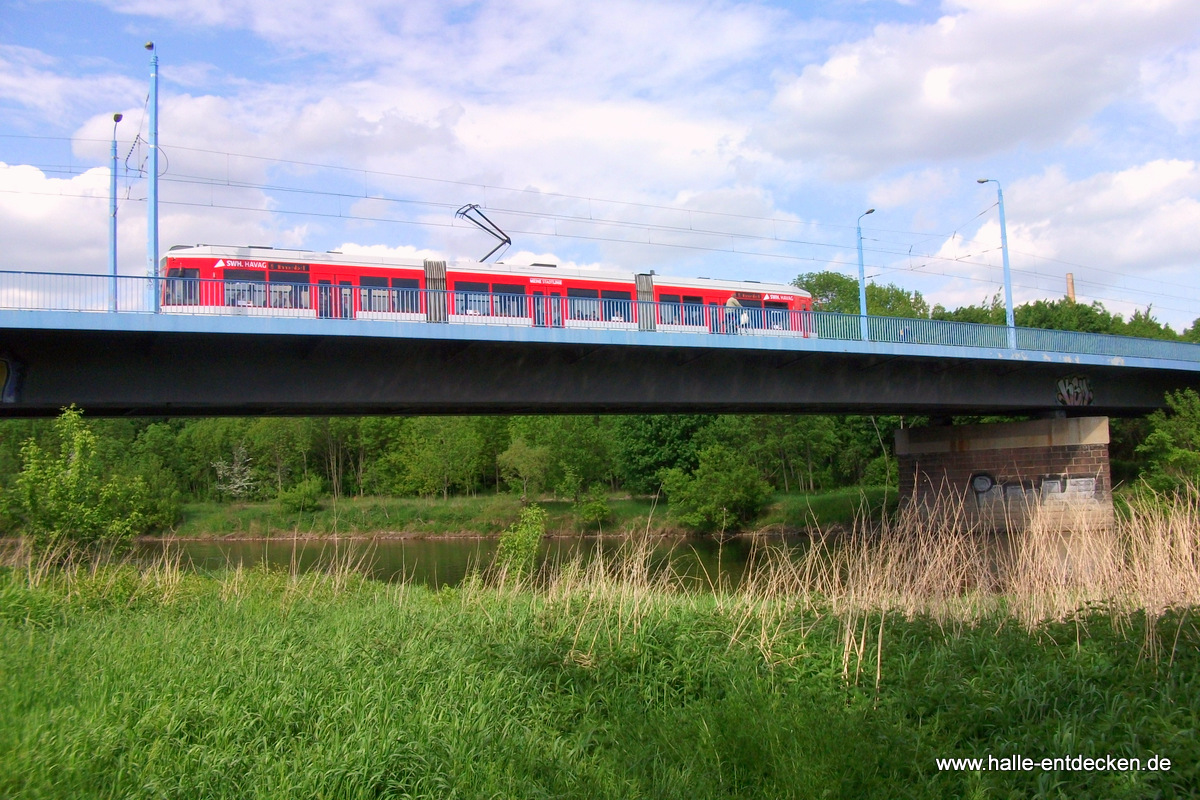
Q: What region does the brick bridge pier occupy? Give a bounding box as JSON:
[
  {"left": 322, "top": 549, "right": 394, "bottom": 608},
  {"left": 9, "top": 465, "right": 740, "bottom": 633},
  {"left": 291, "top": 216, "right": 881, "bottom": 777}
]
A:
[{"left": 895, "top": 417, "right": 1113, "bottom": 531}]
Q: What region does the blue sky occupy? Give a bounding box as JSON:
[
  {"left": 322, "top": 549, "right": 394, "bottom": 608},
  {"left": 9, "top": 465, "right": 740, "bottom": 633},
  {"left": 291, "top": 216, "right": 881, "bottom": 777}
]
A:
[{"left": 3, "top": 0, "right": 1200, "bottom": 327}]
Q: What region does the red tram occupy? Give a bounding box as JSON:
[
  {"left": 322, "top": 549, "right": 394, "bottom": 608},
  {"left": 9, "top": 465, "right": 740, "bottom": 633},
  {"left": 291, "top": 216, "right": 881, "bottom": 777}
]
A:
[{"left": 161, "top": 244, "right": 813, "bottom": 335}]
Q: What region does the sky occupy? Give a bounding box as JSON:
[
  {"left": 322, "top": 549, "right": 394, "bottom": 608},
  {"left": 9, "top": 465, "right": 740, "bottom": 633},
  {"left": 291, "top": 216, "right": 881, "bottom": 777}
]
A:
[{"left": 2, "top": 0, "right": 1200, "bottom": 328}]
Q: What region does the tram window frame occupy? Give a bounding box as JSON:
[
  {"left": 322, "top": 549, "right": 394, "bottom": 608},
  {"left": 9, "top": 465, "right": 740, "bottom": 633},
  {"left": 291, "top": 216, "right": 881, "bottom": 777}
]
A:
[
  {"left": 566, "top": 287, "right": 600, "bottom": 320},
  {"left": 392, "top": 277, "right": 420, "bottom": 313},
  {"left": 600, "top": 289, "right": 632, "bottom": 322},
  {"left": 224, "top": 268, "right": 266, "bottom": 307},
  {"left": 359, "top": 275, "right": 390, "bottom": 312},
  {"left": 764, "top": 300, "right": 789, "bottom": 330},
  {"left": 164, "top": 267, "right": 200, "bottom": 305},
  {"left": 658, "top": 293, "right": 681, "bottom": 324},
  {"left": 268, "top": 270, "right": 311, "bottom": 310},
  {"left": 682, "top": 295, "right": 704, "bottom": 326},
  {"left": 454, "top": 281, "right": 490, "bottom": 316},
  {"left": 492, "top": 283, "right": 527, "bottom": 317}
]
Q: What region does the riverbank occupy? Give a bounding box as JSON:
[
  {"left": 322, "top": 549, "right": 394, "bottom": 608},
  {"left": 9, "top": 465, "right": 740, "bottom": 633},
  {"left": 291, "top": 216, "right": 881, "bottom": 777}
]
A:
[
  {"left": 163, "top": 486, "right": 896, "bottom": 540},
  {"left": 1, "top": 555, "right": 1195, "bottom": 799}
]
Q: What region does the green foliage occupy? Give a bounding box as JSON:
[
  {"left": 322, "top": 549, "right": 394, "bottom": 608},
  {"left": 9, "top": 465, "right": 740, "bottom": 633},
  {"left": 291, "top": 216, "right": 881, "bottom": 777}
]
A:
[
  {"left": 611, "top": 414, "right": 714, "bottom": 494},
  {"left": 497, "top": 438, "right": 552, "bottom": 500},
  {"left": 574, "top": 484, "right": 611, "bottom": 530},
  {"left": 792, "top": 270, "right": 859, "bottom": 313},
  {"left": 496, "top": 503, "right": 546, "bottom": 574},
  {"left": 1136, "top": 389, "right": 1200, "bottom": 493},
  {"left": 791, "top": 271, "right": 929, "bottom": 318},
  {"left": 11, "top": 408, "right": 175, "bottom": 549},
  {"left": 276, "top": 476, "right": 325, "bottom": 513},
  {"left": 660, "top": 444, "right": 772, "bottom": 533}
]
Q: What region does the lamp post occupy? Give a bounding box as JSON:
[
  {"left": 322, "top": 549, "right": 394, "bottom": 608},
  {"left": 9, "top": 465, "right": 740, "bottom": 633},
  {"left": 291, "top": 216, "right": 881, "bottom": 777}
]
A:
[
  {"left": 109, "top": 113, "right": 122, "bottom": 312},
  {"left": 857, "top": 208, "right": 874, "bottom": 341},
  {"left": 977, "top": 178, "right": 1015, "bottom": 348},
  {"left": 146, "top": 42, "right": 159, "bottom": 313}
]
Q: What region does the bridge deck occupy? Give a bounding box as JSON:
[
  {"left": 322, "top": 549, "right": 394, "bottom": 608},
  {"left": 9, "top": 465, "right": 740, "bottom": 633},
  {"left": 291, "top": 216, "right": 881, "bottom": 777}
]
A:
[{"left": 0, "top": 271, "right": 1198, "bottom": 416}]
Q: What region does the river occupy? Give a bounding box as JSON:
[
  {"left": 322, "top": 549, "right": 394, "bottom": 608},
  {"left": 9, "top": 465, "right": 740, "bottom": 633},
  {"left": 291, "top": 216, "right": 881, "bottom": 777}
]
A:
[{"left": 133, "top": 534, "right": 806, "bottom": 589}]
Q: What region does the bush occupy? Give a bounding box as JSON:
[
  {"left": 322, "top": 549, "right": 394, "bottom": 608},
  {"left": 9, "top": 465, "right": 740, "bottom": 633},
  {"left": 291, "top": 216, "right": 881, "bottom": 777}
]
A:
[
  {"left": 497, "top": 503, "right": 546, "bottom": 575},
  {"left": 11, "top": 407, "right": 173, "bottom": 550},
  {"left": 277, "top": 476, "right": 325, "bottom": 513},
  {"left": 575, "top": 484, "right": 611, "bottom": 530},
  {"left": 1137, "top": 388, "right": 1200, "bottom": 494},
  {"left": 660, "top": 444, "right": 771, "bottom": 534}
]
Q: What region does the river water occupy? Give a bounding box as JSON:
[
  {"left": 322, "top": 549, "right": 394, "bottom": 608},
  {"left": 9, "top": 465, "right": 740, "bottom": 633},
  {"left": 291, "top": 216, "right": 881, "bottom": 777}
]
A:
[{"left": 133, "top": 535, "right": 804, "bottom": 589}]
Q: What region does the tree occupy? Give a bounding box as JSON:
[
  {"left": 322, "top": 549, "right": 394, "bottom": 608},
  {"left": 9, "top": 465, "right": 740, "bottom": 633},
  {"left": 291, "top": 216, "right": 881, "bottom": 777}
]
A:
[
  {"left": 498, "top": 438, "right": 552, "bottom": 501},
  {"left": 660, "top": 444, "right": 771, "bottom": 534},
  {"left": 402, "top": 417, "right": 483, "bottom": 499},
  {"left": 1137, "top": 389, "right": 1200, "bottom": 493},
  {"left": 792, "top": 271, "right": 859, "bottom": 313},
  {"left": 611, "top": 414, "right": 714, "bottom": 494}
]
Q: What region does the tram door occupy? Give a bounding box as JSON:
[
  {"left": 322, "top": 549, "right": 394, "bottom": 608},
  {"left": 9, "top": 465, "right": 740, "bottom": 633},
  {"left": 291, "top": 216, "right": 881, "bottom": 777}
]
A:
[
  {"left": 318, "top": 279, "right": 355, "bottom": 319},
  {"left": 533, "top": 291, "right": 546, "bottom": 327},
  {"left": 533, "top": 291, "right": 563, "bottom": 327}
]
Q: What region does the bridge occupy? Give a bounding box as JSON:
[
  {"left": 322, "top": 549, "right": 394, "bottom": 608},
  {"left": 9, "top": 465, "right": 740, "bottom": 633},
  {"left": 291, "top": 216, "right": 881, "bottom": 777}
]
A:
[{"left": 0, "top": 269, "right": 1197, "bottom": 418}]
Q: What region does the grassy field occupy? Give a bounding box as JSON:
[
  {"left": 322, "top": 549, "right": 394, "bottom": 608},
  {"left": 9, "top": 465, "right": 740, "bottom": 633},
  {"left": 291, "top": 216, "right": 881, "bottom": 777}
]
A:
[
  {"left": 169, "top": 487, "right": 895, "bottom": 539},
  {"left": 4, "top": 507, "right": 1200, "bottom": 799},
  {"left": 6, "top": 491, "right": 1200, "bottom": 798}
]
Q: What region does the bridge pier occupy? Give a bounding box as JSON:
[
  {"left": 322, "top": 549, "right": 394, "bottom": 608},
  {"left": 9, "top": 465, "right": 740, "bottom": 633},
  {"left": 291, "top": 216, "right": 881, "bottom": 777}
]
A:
[{"left": 895, "top": 417, "right": 1113, "bottom": 532}]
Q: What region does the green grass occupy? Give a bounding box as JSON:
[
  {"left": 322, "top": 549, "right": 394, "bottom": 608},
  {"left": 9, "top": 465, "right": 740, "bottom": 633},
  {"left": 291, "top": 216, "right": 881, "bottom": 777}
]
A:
[
  {"left": 169, "top": 488, "right": 892, "bottom": 539},
  {"left": 765, "top": 485, "right": 899, "bottom": 529},
  {"left": 0, "top": 560, "right": 1196, "bottom": 799},
  {"left": 172, "top": 494, "right": 674, "bottom": 539}
]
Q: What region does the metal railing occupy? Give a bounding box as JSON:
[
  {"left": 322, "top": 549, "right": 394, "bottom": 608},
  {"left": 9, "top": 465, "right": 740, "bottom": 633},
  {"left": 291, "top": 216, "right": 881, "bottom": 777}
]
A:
[{"left": 1, "top": 269, "right": 1198, "bottom": 364}]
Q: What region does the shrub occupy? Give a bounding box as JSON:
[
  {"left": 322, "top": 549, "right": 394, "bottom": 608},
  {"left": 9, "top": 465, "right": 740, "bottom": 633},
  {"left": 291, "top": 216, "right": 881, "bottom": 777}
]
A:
[
  {"left": 497, "top": 503, "right": 546, "bottom": 575},
  {"left": 277, "top": 476, "right": 325, "bottom": 513},
  {"left": 660, "top": 444, "right": 771, "bottom": 534},
  {"left": 575, "top": 484, "right": 611, "bottom": 530},
  {"left": 12, "top": 407, "right": 172, "bottom": 550}
]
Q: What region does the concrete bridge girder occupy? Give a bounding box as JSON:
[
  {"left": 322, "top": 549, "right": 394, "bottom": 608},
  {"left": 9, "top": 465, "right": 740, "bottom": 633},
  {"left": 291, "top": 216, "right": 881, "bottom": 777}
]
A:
[{"left": 0, "top": 326, "right": 1195, "bottom": 417}]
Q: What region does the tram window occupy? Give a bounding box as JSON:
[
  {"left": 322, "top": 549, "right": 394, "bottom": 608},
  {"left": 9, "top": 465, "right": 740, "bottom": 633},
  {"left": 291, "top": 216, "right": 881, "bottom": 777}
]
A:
[
  {"left": 567, "top": 287, "right": 600, "bottom": 320},
  {"left": 455, "top": 281, "right": 490, "bottom": 315},
  {"left": 601, "top": 290, "right": 631, "bottom": 322},
  {"left": 268, "top": 270, "right": 311, "bottom": 309},
  {"left": 359, "top": 275, "right": 390, "bottom": 312},
  {"left": 764, "top": 301, "right": 789, "bottom": 330},
  {"left": 658, "top": 293, "right": 681, "bottom": 325},
  {"left": 392, "top": 277, "right": 420, "bottom": 313},
  {"left": 164, "top": 267, "right": 200, "bottom": 305},
  {"left": 682, "top": 295, "right": 703, "bottom": 326},
  {"left": 224, "top": 269, "right": 266, "bottom": 307},
  {"left": 492, "top": 283, "right": 526, "bottom": 317}
]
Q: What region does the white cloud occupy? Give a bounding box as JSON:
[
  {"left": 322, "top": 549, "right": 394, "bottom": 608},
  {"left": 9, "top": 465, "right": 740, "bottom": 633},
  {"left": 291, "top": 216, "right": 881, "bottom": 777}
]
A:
[
  {"left": 923, "top": 159, "right": 1200, "bottom": 326},
  {"left": 1141, "top": 47, "right": 1200, "bottom": 130},
  {"left": 869, "top": 167, "right": 958, "bottom": 208},
  {"left": 0, "top": 45, "right": 143, "bottom": 127},
  {"left": 757, "top": 0, "right": 1200, "bottom": 176}
]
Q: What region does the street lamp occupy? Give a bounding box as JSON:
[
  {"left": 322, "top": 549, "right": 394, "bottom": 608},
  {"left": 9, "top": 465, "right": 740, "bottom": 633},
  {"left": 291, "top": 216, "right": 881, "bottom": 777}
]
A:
[
  {"left": 146, "top": 42, "right": 159, "bottom": 312},
  {"left": 857, "top": 208, "right": 874, "bottom": 341},
  {"left": 109, "top": 113, "right": 123, "bottom": 312},
  {"left": 977, "top": 178, "right": 1016, "bottom": 348}
]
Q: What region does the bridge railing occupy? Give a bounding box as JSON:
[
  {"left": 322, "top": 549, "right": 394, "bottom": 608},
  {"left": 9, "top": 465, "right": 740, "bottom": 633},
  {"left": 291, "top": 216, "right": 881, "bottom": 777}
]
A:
[{"left": 1, "top": 269, "right": 1198, "bottom": 364}]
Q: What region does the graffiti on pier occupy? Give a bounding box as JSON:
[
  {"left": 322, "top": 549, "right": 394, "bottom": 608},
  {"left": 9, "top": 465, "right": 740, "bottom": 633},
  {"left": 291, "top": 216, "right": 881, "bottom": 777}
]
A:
[
  {"left": 1056, "top": 374, "right": 1093, "bottom": 407},
  {"left": 970, "top": 472, "right": 1098, "bottom": 510}
]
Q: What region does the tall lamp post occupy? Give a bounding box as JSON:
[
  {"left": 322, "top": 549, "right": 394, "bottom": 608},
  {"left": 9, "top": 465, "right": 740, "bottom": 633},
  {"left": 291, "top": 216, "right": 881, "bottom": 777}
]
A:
[
  {"left": 977, "top": 178, "right": 1015, "bottom": 348},
  {"left": 146, "top": 42, "right": 159, "bottom": 313},
  {"left": 109, "top": 113, "right": 122, "bottom": 312},
  {"left": 857, "top": 208, "right": 874, "bottom": 341}
]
